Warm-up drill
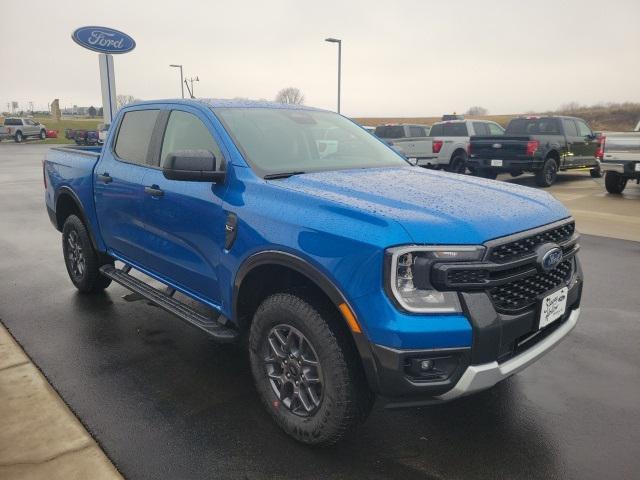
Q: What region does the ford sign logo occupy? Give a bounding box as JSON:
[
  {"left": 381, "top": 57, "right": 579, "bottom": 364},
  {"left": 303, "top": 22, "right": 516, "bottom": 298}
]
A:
[
  {"left": 72, "top": 26, "right": 136, "bottom": 54},
  {"left": 536, "top": 244, "right": 563, "bottom": 272},
  {"left": 492, "top": 143, "right": 502, "bottom": 149}
]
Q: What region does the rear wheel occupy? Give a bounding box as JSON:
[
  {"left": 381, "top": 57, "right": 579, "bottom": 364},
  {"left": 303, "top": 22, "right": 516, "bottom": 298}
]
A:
[
  {"left": 604, "top": 171, "right": 627, "bottom": 194},
  {"left": 447, "top": 153, "right": 467, "bottom": 174},
  {"left": 62, "top": 215, "right": 113, "bottom": 293},
  {"left": 14, "top": 131, "right": 23, "bottom": 143},
  {"left": 590, "top": 165, "right": 602, "bottom": 178},
  {"left": 249, "top": 292, "right": 374, "bottom": 445},
  {"left": 535, "top": 158, "right": 558, "bottom": 187}
]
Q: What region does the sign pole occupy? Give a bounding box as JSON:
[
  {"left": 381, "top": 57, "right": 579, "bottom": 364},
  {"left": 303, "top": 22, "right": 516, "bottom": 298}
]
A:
[{"left": 98, "top": 53, "right": 117, "bottom": 123}]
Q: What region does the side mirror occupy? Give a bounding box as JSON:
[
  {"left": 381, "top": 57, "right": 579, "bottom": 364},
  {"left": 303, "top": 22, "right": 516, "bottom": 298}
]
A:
[{"left": 162, "top": 149, "right": 225, "bottom": 182}]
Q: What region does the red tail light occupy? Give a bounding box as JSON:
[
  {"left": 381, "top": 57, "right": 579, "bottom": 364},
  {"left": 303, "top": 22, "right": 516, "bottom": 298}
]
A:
[
  {"left": 432, "top": 140, "right": 443, "bottom": 153},
  {"left": 526, "top": 140, "right": 539, "bottom": 156},
  {"left": 595, "top": 135, "right": 606, "bottom": 160}
]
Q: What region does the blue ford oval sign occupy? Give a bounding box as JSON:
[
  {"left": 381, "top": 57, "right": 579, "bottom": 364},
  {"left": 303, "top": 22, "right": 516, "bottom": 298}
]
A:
[{"left": 72, "top": 26, "right": 135, "bottom": 54}]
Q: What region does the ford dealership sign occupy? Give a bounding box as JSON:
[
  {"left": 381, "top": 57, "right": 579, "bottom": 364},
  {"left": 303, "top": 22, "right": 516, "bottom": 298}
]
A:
[{"left": 72, "top": 26, "right": 136, "bottom": 54}]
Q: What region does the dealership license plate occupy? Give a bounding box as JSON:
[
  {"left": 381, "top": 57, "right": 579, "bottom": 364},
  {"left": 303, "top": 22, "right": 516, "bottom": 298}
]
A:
[
  {"left": 539, "top": 287, "right": 568, "bottom": 329},
  {"left": 635, "top": 163, "right": 640, "bottom": 172},
  {"left": 491, "top": 159, "right": 503, "bottom": 167}
]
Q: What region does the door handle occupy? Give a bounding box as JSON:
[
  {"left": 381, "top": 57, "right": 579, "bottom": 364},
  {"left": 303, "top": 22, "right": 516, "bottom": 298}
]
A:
[
  {"left": 98, "top": 173, "right": 112, "bottom": 183},
  {"left": 144, "top": 185, "right": 164, "bottom": 197}
]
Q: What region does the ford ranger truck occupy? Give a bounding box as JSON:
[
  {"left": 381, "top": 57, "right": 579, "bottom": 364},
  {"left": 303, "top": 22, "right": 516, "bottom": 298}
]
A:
[
  {"left": 468, "top": 116, "right": 601, "bottom": 186},
  {"left": 44, "top": 99, "right": 583, "bottom": 445}
]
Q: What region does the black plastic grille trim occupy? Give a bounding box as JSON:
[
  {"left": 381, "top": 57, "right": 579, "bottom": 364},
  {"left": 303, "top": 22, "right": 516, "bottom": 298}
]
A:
[{"left": 488, "top": 222, "right": 575, "bottom": 263}]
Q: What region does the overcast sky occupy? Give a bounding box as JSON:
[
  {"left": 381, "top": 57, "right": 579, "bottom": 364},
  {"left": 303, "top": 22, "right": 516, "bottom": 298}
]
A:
[{"left": 2, "top": 0, "right": 639, "bottom": 117}]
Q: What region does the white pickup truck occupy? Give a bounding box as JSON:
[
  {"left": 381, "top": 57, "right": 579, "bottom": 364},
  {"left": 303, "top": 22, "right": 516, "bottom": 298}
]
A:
[
  {"left": 0, "top": 117, "right": 48, "bottom": 142},
  {"left": 391, "top": 119, "right": 504, "bottom": 173}
]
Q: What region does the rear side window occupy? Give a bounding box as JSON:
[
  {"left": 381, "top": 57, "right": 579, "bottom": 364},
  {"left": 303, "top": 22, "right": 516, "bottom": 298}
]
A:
[
  {"left": 562, "top": 119, "right": 578, "bottom": 137},
  {"left": 374, "top": 125, "right": 404, "bottom": 139},
  {"left": 4, "top": 118, "right": 22, "bottom": 126},
  {"left": 443, "top": 123, "right": 468, "bottom": 136},
  {"left": 488, "top": 123, "right": 504, "bottom": 135},
  {"left": 114, "top": 110, "right": 160, "bottom": 165},
  {"left": 575, "top": 119, "right": 592, "bottom": 137},
  {"left": 472, "top": 122, "right": 490, "bottom": 136},
  {"left": 160, "top": 111, "right": 222, "bottom": 168}
]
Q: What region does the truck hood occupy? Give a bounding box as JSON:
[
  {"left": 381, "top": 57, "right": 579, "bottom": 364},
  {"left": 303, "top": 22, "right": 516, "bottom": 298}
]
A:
[{"left": 273, "top": 166, "right": 570, "bottom": 245}]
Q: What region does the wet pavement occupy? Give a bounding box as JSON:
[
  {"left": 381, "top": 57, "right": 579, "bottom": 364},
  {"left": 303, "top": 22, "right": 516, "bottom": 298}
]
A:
[{"left": 1, "top": 144, "right": 639, "bottom": 480}]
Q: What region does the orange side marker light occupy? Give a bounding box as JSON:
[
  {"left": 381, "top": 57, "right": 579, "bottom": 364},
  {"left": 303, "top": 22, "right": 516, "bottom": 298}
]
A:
[{"left": 338, "top": 303, "right": 362, "bottom": 334}]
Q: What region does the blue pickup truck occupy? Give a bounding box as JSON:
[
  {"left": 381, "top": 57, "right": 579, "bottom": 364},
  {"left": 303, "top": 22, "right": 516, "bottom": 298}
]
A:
[{"left": 44, "top": 99, "right": 583, "bottom": 445}]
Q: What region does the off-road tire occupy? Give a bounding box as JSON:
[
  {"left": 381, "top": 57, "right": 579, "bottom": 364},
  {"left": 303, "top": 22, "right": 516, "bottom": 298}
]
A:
[
  {"left": 62, "top": 215, "right": 113, "bottom": 293},
  {"left": 249, "top": 292, "right": 374, "bottom": 445},
  {"left": 604, "top": 171, "right": 627, "bottom": 194},
  {"left": 535, "top": 158, "right": 558, "bottom": 187}
]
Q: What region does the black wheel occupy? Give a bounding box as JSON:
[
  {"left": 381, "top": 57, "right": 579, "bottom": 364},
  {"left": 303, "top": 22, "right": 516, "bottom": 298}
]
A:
[
  {"left": 590, "top": 165, "right": 602, "bottom": 178},
  {"left": 604, "top": 171, "right": 627, "bottom": 194},
  {"left": 14, "top": 131, "right": 23, "bottom": 143},
  {"left": 478, "top": 168, "right": 498, "bottom": 180},
  {"left": 40, "top": 129, "right": 47, "bottom": 140},
  {"left": 62, "top": 215, "right": 113, "bottom": 293},
  {"left": 535, "top": 158, "right": 558, "bottom": 187},
  {"left": 249, "top": 293, "right": 374, "bottom": 445},
  {"left": 447, "top": 154, "right": 467, "bottom": 174}
]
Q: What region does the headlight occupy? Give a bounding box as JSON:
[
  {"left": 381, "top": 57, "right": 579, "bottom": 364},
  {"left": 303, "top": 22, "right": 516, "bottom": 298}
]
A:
[{"left": 386, "top": 246, "right": 485, "bottom": 313}]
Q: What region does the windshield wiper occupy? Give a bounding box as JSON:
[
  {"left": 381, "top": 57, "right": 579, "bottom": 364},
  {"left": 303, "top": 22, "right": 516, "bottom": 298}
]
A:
[{"left": 263, "top": 171, "right": 306, "bottom": 180}]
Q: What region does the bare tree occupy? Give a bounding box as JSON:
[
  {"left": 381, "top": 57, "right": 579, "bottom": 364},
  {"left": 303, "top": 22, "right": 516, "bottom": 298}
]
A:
[
  {"left": 466, "top": 106, "right": 488, "bottom": 116},
  {"left": 116, "top": 94, "right": 139, "bottom": 110},
  {"left": 275, "top": 87, "right": 305, "bottom": 105}
]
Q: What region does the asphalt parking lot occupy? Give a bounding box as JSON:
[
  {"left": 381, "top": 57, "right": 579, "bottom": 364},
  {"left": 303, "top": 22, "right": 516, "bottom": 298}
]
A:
[{"left": 1, "top": 143, "right": 639, "bottom": 480}]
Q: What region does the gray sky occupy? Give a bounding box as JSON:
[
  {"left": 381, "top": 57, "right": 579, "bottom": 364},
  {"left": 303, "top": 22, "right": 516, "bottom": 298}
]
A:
[{"left": 2, "top": 0, "right": 639, "bottom": 117}]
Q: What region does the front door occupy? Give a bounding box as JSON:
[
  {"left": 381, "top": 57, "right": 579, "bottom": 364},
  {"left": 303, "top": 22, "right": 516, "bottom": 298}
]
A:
[
  {"left": 574, "top": 119, "right": 598, "bottom": 167},
  {"left": 561, "top": 118, "right": 582, "bottom": 167},
  {"left": 139, "top": 108, "right": 228, "bottom": 305},
  {"left": 94, "top": 108, "right": 160, "bottom": 265}
]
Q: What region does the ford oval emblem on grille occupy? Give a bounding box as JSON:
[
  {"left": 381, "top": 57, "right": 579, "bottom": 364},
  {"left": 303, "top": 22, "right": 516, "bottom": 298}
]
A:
[
  {"left": 536, "top": 244, "right": 563, "bottom": 272},
  {"left": 492, "top": 143, "right": 502, "bottom": 148}
]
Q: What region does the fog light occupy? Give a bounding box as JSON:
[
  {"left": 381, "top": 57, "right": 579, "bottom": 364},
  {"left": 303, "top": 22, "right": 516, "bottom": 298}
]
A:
[{"left": 420, "top": 359, "right": 434, "bottom": 371}]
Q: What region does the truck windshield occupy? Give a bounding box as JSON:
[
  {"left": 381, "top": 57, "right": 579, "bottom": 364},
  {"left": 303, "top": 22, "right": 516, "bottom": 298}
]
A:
[
  {"left": 507, "top": 118, "right": 561, "bottom": 135},
  {"left": 215, "top": 108, "right": 407, "bottom": 177}
]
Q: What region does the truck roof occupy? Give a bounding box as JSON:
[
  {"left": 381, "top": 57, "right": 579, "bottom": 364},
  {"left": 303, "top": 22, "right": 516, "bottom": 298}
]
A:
[{"left": 128, "top": 98, "right": 325, "bottom": 112}]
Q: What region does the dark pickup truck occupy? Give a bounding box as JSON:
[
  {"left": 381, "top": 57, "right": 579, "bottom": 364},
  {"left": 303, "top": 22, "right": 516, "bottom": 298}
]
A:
[{"left": 468, "top": 116, "right": 601, "bottom": 187}]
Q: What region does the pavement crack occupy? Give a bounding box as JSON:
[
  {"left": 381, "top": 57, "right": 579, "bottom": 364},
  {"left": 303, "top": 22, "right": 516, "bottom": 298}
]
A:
[
  {"left": 0, "top": 360, "right": 29, "bottom": 372},
  {"left": 0, "top": 442, "right": 93, "bottom": 468}
]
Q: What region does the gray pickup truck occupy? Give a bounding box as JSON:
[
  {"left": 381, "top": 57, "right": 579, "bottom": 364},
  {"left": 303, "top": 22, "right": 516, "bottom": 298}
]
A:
[
  {"left": 0, "top": 117, "right": 48, "bottom": 142},
  {"left": 600, "top": 131, "right": 640, "bottom": 193}
]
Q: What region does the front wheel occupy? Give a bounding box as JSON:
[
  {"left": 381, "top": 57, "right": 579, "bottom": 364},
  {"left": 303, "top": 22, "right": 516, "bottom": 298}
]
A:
[
  {"left": 40, "top": 129, "right": 47, "bottom": 140},
  {"left": 62, "top": 215, "right": 113, "bottom": 292},
  {"left": 447, "top": 154, "right": 467, "bottom": 174},
  {"left": 604, "top": 171, "right": 627, "bottom": 194},
  {"left": 249, "top": 293, "right": 374, "bottom": 445},
  {"left": 535, "top": 158, "right": 558, "bottom": 187}
]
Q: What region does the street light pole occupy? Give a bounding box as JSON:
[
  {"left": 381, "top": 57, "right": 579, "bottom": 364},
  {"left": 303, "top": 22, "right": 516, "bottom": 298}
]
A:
[
  {"left": 169, "top": 64, "right": 184, "bottom": 98},
  {"left": 185, "top": 76, "right": 199, "bottom": 99},
  {"left": 325, "top": 38, "right": 342, "bottom": 113}
]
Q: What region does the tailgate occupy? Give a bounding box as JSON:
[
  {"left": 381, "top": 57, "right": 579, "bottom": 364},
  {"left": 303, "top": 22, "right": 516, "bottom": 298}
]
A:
[
  {"left": 602, "top": 133, "right": 640, "bottom": 162},
  {"left": 469, "top": 135, "right": 531, "bottom": 159}
]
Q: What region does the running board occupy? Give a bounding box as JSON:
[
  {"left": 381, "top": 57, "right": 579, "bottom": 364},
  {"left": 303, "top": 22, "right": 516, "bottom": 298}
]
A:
[{"left": 100, "top": 265, "right": 238, "bottom": 342}]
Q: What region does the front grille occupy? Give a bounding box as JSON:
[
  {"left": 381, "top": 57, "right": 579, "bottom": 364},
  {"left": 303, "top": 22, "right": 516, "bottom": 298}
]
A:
[
  {"left": 488, "top": 260, "right": 573, "bottom": 312},
  {"left": 488, "top": 222, "right": 575, "bottom": 263}
]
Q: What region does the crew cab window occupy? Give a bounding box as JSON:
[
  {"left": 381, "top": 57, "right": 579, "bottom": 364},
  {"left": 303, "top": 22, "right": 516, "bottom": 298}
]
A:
[
  {"left": 24, "top": 119, "right": 36, "bottom": 126},
  {"left": 160, "top": 111, "right": 223, "bottom": 167},
  {"left": 575, "top": 119, "right": 592, "bottom": 137},
  {"left": 562, "top": 119, "right": 578, "bottom": 137},
  {"left": 4, "top": 118, "right": 22, "bottom": 126},
  {"left": 472, "top": 122, "right": 490, "bottom": 135},
  {"left": 114, "top": 110, "right": 159, "bottom": 165},
  {"left": 429, "top": 124, "right": 444, "bottom": 136},
  {"left": 409, "top": 126, "right": 426, "bottom": 137},
  {"left": 443, "top": 123, "right": 468, "bottom": 136},
  {"left": 506, "top": 118, "right": 560, "bottom": 135},
  {"left": 488, "top": 123, "right": 504, "bottom": 135}
]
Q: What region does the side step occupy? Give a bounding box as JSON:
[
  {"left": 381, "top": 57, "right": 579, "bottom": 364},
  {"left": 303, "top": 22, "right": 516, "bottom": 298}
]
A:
[{"left": 100, "top": 265, "right": 238, "bottom": 343}]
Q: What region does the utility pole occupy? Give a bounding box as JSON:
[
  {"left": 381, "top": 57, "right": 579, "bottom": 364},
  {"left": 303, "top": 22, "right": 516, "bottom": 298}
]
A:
[
  {"left": 169, "top": 64, "right": 185, "bottom": 98},
  {"left": 324, "top": 38, "right": 342, "bottom": 113}
]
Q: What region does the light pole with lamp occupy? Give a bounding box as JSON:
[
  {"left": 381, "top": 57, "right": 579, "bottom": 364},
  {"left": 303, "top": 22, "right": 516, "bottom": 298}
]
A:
[
  {"left": 169, "top": 64, "right": 184, "bottom": 99},
  {"left": 324, "top": 37, "right": 341, "bottom": 113}
]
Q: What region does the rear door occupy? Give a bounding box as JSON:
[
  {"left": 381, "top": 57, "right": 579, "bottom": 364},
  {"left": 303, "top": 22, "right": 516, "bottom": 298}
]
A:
[
  {"left": 94, "top": 108, "right": 160, "bottom": 264},
  {"left": 574, "top": 119, "right": 598, "bottom": 166},
  {"left": 139, "top": 107, "right": 228, "bottom": 304}
]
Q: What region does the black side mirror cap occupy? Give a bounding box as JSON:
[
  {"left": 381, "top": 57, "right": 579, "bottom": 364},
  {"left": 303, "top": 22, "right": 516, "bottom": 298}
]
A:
[{"left": 162, "top": 149, "right": 225, "bottom": 182}]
